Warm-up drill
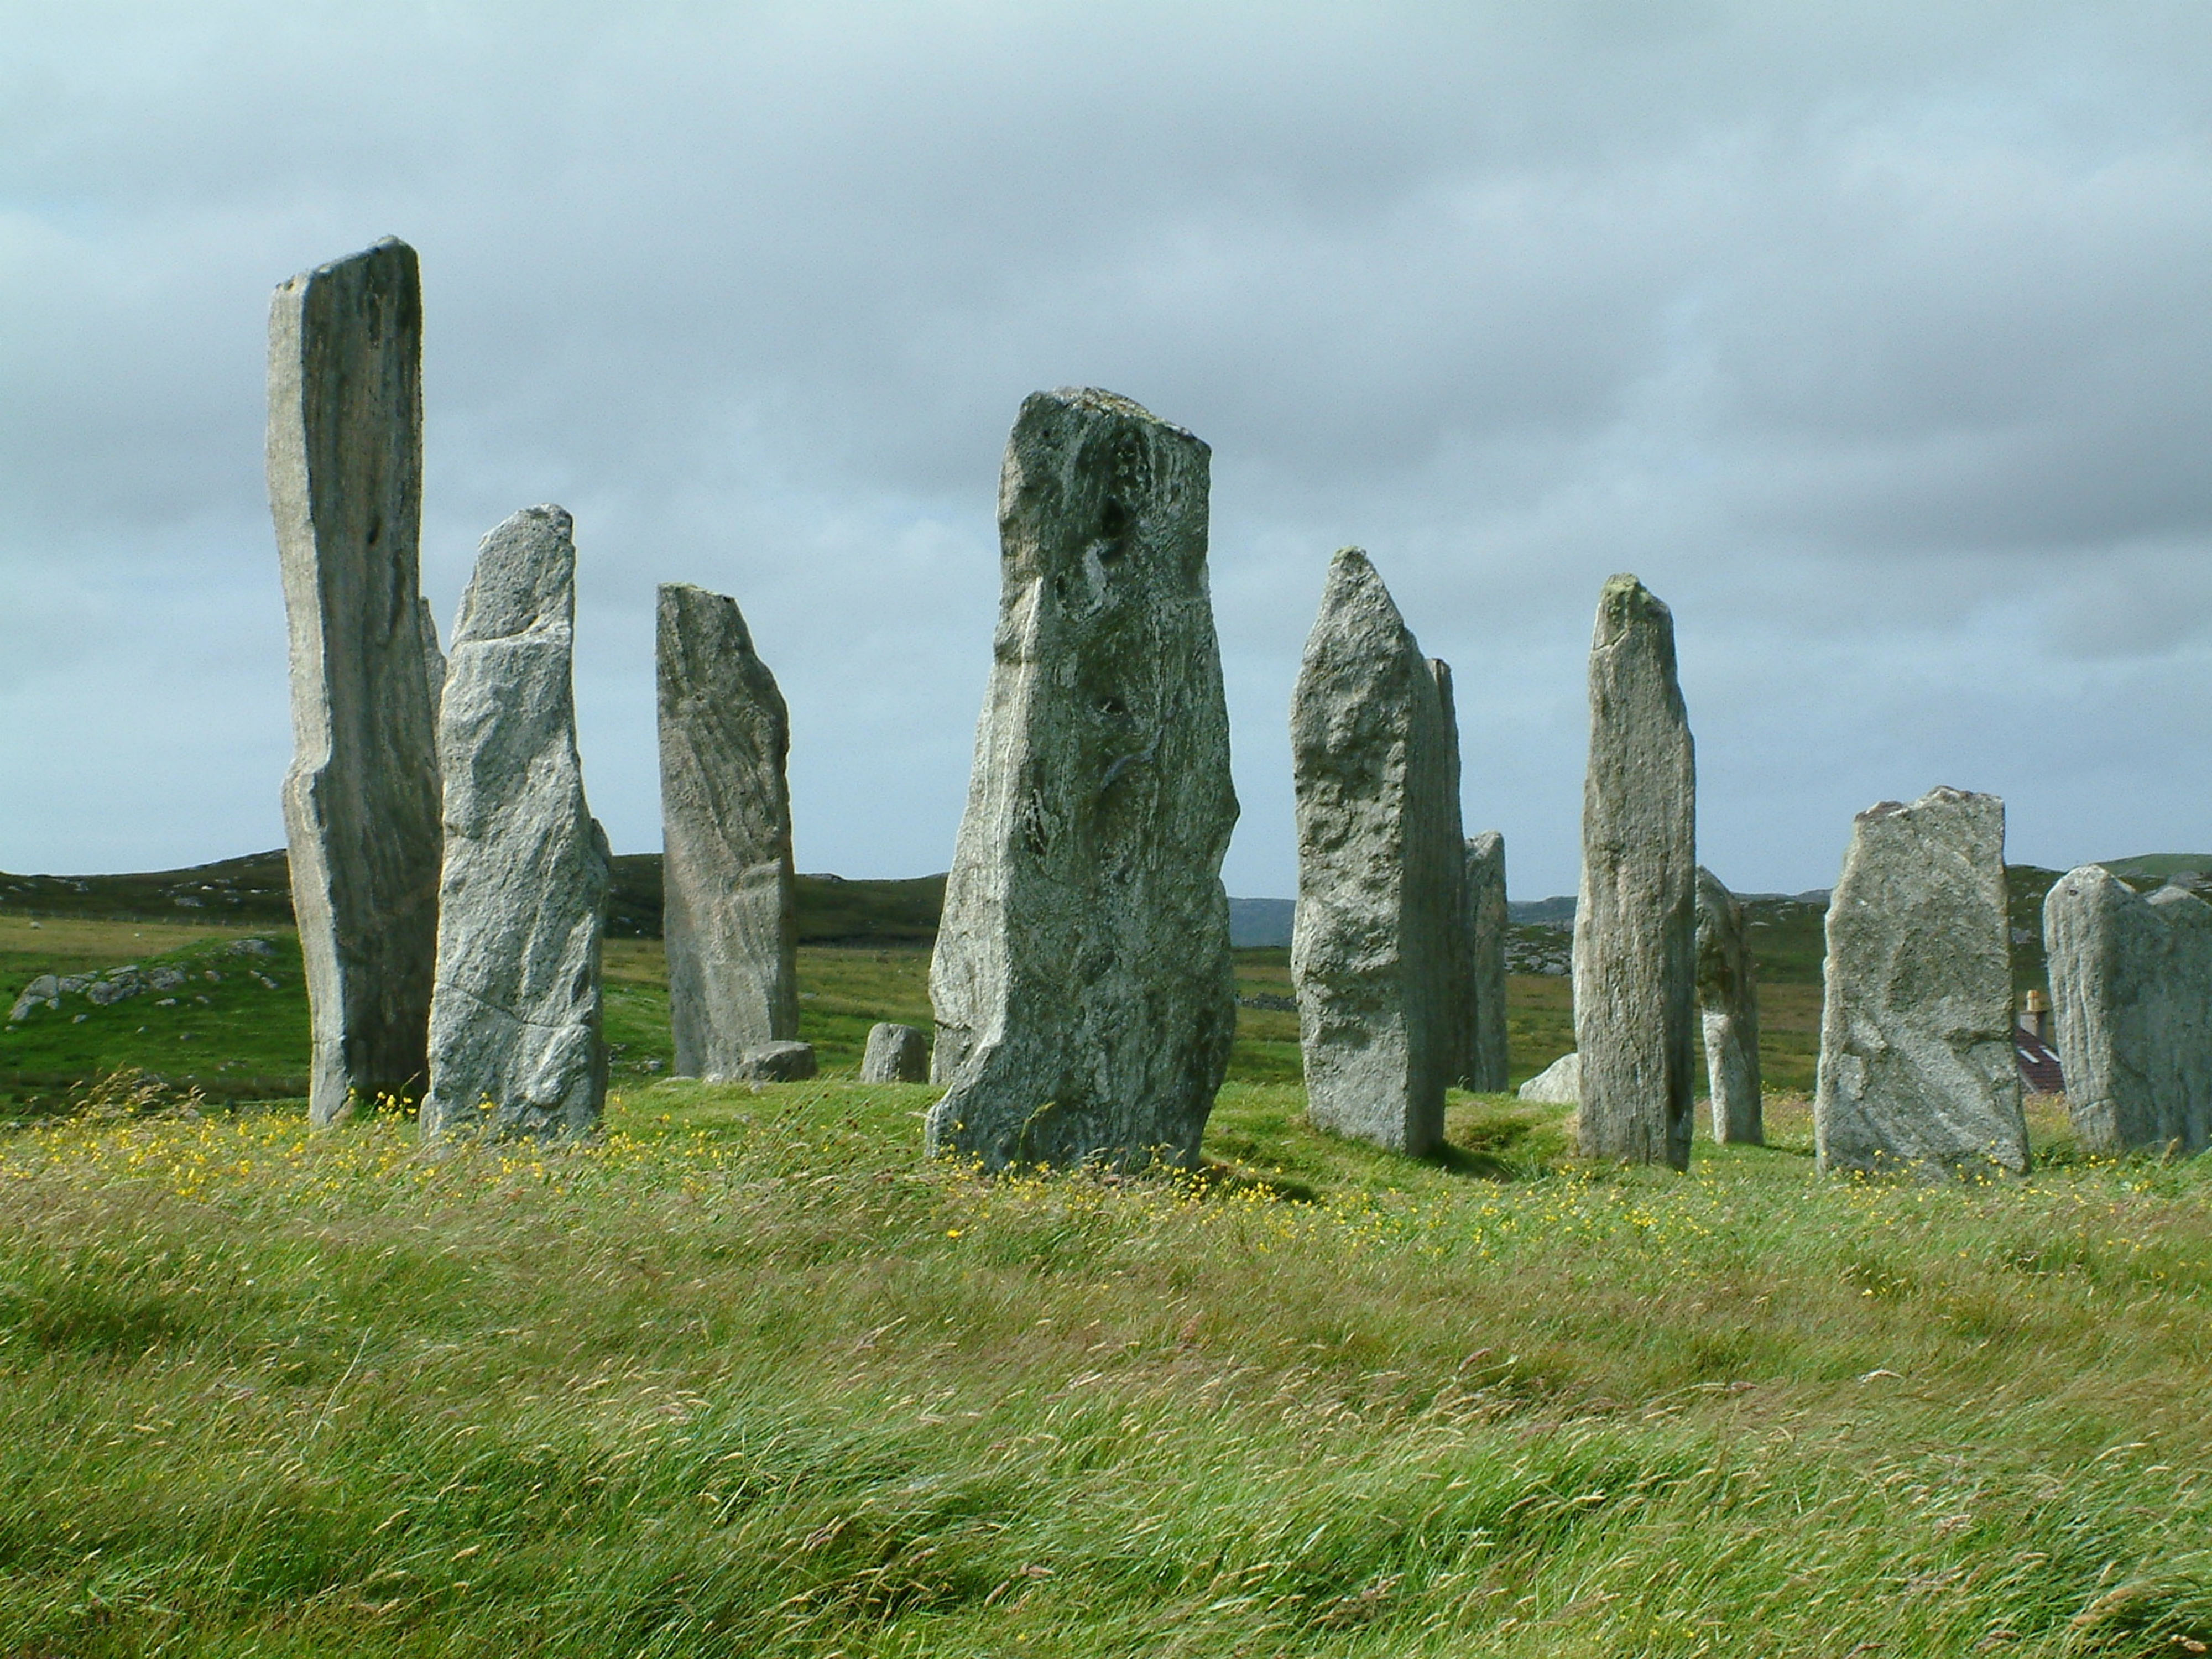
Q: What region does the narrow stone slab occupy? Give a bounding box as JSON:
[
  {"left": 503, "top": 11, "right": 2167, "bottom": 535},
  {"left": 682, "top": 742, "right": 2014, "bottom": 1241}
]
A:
[
  {"left": 1289, "top": 549, "right": 1460, "bottom": 1155},
  {"left": 657, "top": 582, "right": 798, "bottom": 1081},
  {"left": 1814, "top": 787, "right": 2026, "bottom": 1177},
  {"left": 1519, "top": 1051, "right": 1579, "bottom": 1103},
  {"left": 268, "top": 237, "right": 442, "bottom": 1125},
  {"left": 1695, "top": 866, "right": 1763, "bottom": 1144},
  {"left": 926, "top": 388, "right": 1238, "bottom": 1171},
  {"left": 2044, "top": 864, "right": 2212, "bottom": 1157},
  {"left": 421, "top": 506, "right": 611, "bottom": 1140},
  {"left": 1429, "top": 660, "right": 1478, "bottom": 1093},
  {"left": 1465, "top": 831, "right": 1510, "bottom": 1092},
  {"left": 1572, "top": 575, "right": 1697, "bottom": 1168},
  {"left": 862, "top": 1022, "right": 930, "bottom": 1083}
]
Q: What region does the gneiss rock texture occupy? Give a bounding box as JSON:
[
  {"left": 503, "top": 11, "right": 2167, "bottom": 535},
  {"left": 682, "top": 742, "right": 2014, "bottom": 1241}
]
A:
[
  {"left": 1572, "top": 575, "right": 1697, "bottom": 1169},
  {"left": 926, "top": 389, "right": 1238, "bottom": 1171},
  {"left": 656, "top": 582, "right": 798, "bottom": 1081},
  {"left": 1695, "top": 866, "right": 1763, "bottom": 1145},
  {"left": 1290, "top": 550, "right": 1460, "bottom": 1155},
  {"left": 1429, "top": 661, "right": 1478, "bottom": 1094},
  {"left": 862, "top": 1022, "right": 930, "bottom": 1083},
  {"left": 1519, "top": 1051, "right": 1580, "bottom": 1104},
  {"left": 268, "top": 237, "right": 443, "bottom": 1126},
  {"left": 2044, "top": 864, "right": 2212, "bottom": 1157},
  {"left": 421, "top": 507, "right": 611, "bottom": 1140},
  {"left": 1464, "top": 831, "right": 1510, "bottom": 1093},
  {"left": 1814, "top": 787, "right": 2027, "bottom": 1178}
]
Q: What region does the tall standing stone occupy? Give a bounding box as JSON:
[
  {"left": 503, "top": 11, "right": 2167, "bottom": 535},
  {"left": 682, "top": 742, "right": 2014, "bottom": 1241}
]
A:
[
  {"left": 1290, "top": 549, "right": 1460, "bottom": 1155},
  {"left": 1814, "top": 787, "right": 2026, "bottom": 1177},
  {"left": 1429, "top": 661, "right": 1478, "bottom": 1093},
  {"left": 268, "top": 237, "right": 443, "bottom": 1126},
  {"left": 925, "top": 389, "right": 1238, "bottom": 1171},
  {"left": 1464, "top": 831, "right": 1510, "bottom": 1092},
  {"left": 656, "top": 583, "right": 799, "bottom": 1080},
  {"left": 1572, "top": 575, "right": 1697, "bottom": 1168},
  {"left": 1694, "top": 865, "right": 1762, "bottom": 1144},
  {"left": 421, "top": 507, "right": 611, "bottom": 1140},
  {"left": 2044, "top": 864, "right": 2212, "bottom": 1157}
]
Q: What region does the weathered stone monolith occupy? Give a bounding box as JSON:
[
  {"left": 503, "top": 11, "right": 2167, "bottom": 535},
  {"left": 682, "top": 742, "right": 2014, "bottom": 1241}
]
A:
[
  {"left": 862, "top": 1022, "right": 930, "bottom": 1083},
  {"left": 1572, "top": 575, "right": 1697, "bottom": 1168},
  {"left": 1465, "top": 831, "right": 1510, "bottom": 1092},
  {"left": 2044, "top": 864, "right": 2212, "bottom": 1157},
  {"left": 656, "top": 583, "right": 798, "bottom": 1081},
  {"left": 1695, "top": 866, "right": 1762, "bottom": 1145},
  {"left": 1290, "top": 549, "right": 1460, "bottom": 1155},
  {"left": 269, "top": 237, "right": 442, "bottom": 1126},
  {"left": 421, "top": 507, "right": 611, "bottom": 1140},
  {"left": 1430, "top": 660, "right": 1478, "bottom": 1093},
  {"left": 1814, "top": 787, "right": 2026, "bottom": 1177},
  {"left": 925, "top": 389, "right": 1238, "bottom": 1171}
]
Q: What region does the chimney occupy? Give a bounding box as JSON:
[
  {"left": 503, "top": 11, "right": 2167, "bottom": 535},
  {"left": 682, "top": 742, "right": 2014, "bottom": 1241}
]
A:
[{"left": 2019, "top": 989, "right": 2050, "bottom": 1041}]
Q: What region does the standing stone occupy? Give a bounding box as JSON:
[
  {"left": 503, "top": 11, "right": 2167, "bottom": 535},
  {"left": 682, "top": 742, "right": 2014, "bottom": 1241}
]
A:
[
  {"left": 925, "top": 389, "right": 1238, "bottom": 1171},
  {"left": 1814, "top": 787, "right": 2027, "bottom": 1177},
  {"left": 2044, "top": 864, "right": 2212, "bottom": 1157},
  {"left": 1465, "top": 831, "right": 1511, "bottom": 1092},
  {"left": 1694, "top": 866, "right": 1763, "bottom": 1145},
  {"left": 421, "top": 507, "right": 611, "bottom": 1140},
  {"left": 1290, "top": 549, "right": 1460, "bottom": 1155},
  {"left": 419, "top": 596, "right": 447, "bottom": 725},
  {"left": 1429, "top": 660, "right": 1478, "bottom": 1093},
  {"left": 656, "top": 583, "right": 799, "bottom": 1080},
  {"left": 862, "top": 1022, "right": 931, "bottom": 1083},
  {"left": 268, "top": 237, "right": 442, "bottom": 1126},
  {"left": 1572, "top": 575, "right": 1697, "bottom": 1168}
]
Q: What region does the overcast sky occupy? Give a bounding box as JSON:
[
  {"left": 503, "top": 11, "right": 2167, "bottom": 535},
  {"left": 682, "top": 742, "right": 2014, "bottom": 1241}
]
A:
[{"left": 2, "top": 2, "right": 2208, "bottom": 899}]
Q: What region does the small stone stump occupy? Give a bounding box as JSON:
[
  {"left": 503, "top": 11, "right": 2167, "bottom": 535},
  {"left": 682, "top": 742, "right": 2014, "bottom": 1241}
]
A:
[
  {"left": 421, "top": 506, "right": 611, "bottom": 1140},
  {"left": 1519, "top": 1051, "right": 1580, "bottom": 1104},
  {"left": 1695, "top": 866, "right": 1763, "bottom": 1144},
  {"left": 734, "top": 1041, "right": 818, "bottom": 1083},
  {"left": 925, "top": 388, "right": 1238, "bottom": 1172},
  {"left": 1572, "top": 575, "right": 1697, "bottom": 1169},
  {"left": 2044, "top": 864, "right": 2212, "bottom": 1157},
  {"left": 1814, "top": 786, "right": 2026, "bottom": 1177},
  {"left": 862, "top": 1022, "right": 930, "bottom": 1083}
]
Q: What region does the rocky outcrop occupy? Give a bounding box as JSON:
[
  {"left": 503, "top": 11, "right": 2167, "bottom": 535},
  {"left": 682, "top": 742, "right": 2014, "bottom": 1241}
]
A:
[
  {"left": 421, "top": 507, "right": 611, "bottom": 1140},
  {"left": 926, "top": 389, "right": 1238, "bottom": 1171},
  {"left": 1289, "top": 550, "right": 1460, "bottom": 1155},
  {"left": 2044, "top": 864, "right": 2212, "bottom": 1157},
  {"left": 862, "top": 1022, "right": 930, "bottom": 1083},
  {"left": 268, "top": 237, "right": 443, "bottom": 1125},
  {"left": 1814, "top": 787, "right": 2026, "bottom": 1178},
  {"left": 1465, "top": 831, "right": 1510, "bottom": 1092},
  {"left": 1572, "top": 575, "right": 1697, "bottom": 1168},
  {"left": 656, "top": 582, "right": 798, "bottom": 1081},
  {"left": 1695, "top": 866, "right": 1763, "bottom": 1144}
]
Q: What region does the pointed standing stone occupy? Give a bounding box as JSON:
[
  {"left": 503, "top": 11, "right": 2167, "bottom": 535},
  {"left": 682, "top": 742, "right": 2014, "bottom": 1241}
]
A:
[
  {"left": 1694, "top": 866, "right": 1762, "bottom": 1144},
  {"left": 1572, "top": 574, "right": 1697, "bottom": 1168},
  {"left": 656, "top": 583, "right": 799, "bottom": 1081},
  {"left": 269, "top": 237, "right": 444, "bottom": 1128},
  {"left": 421, "top": 507, "right": 611, "bottom": 1140},
  {"left": 1814, "top": 787, "right": 2026, "bottom": 1177},
  {"left": 1464, "top": 831, "right": 1510, "bottom": 1092},
  {"left": 1290, "top": 549, "right": 1460, "bottom": 1155},
  {"left": 925, "top": 389, "right": 1238, "bottom": 1171},
  {"left": 2043, "top": 864, "right": 2212, "bottom": 1157}
]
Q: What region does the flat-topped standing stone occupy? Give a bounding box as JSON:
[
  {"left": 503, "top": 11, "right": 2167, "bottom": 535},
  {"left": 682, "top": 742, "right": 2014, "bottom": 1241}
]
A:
[
  {"left": 1814, "top": 787, "right": 2026, "bottom": 1177},
  {"left": 1695, "top": 866, "right": 1762, "bottom": 1144},
  {"left": 926, "top": 389, "right": 1238, "bottom": 1171},
  {"left": 656, "top": 583, "right": 798, "bottom": 1081},
  {"left": 861, "top": 1022, "right": 930, "bottom": 1083},
  {"left": 1464, "top": 831, "right": 1510, "bottom": 1092},
  {"left": 1573, "top": 575, "right": 1697, "bottom": 1168},
  {"left": 2044, "top": 864, "right": 2212, "bottom": 1157},
  {"left": 268, "top": 237, "right": 442, "bottom": 1126},
  {"left": 1290, "top": 549, "right": 1460, "bottom": 1155},
  {"left": 421, "top": 507, "right": 611, "bottom": 1140}
]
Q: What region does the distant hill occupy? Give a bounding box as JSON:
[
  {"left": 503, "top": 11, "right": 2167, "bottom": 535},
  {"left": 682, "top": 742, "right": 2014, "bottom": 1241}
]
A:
[{"left": 2098, "top": 853, "right": 2212, "bottom": 882}]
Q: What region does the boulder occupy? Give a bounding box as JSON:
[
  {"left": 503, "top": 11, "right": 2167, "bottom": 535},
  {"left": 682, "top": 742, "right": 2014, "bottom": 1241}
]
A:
[
  {"left": 1519, "top": 1051, "right": 1580, "bottom": 1103},
  {"left": 861, "top": 1022, "right": 930, "bottom": 1083},
  {"left": 657, "top": 582, "right": 799, "bottom": 1079},
  {"left": 926, "top": 389, "right": 1238, "bottom": 1172},
  {"left": 1572, "top": 575, "right": 1697, "bottom": 1168},
  {"left": 734, "top": 1040, "right": 818, "bottom": 1083},
  {"left": 420, "top": 507, "right": 611, "bottom": 1140},
  {"left": 1695, "top": 866, "right": 1764, "bottom": 1144},
  {"left": 1814, "top": 787, "right": 2026, "bottom": 1177},
  {"left": 9, "top": 974, "right": 60, "bottom": 1022},
  {"left": 268, "top": 237, "right": 444, "bottom": 1126},
  {"left": 2044, "top": 864, "right": 2212, "bottom": 1156},
  {"left": 1465, "top": 831, "right": 1511, "bottom": 1092},
  {"left": 1288, "top": 550, "right": 1461, "bottom": 1155}
]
